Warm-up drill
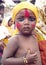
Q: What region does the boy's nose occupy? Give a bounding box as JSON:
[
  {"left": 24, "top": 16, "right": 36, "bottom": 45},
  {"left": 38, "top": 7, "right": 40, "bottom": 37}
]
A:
[{"left": 24, "top": 18, "right": 29, "bottom": 25}]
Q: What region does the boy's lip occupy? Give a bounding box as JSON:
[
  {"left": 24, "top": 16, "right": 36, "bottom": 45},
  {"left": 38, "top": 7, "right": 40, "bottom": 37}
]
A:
[{"left": 23, "top": 27, "right": 30, "bottom": 31}]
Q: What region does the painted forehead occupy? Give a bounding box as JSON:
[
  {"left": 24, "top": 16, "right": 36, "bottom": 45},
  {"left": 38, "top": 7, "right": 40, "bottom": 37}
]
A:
[{"left": 16, "top": 9, "right": 36, "bottom": 18}]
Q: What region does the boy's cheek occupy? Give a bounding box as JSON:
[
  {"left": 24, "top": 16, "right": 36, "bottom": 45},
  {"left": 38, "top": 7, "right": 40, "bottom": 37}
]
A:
[
  {"left": 31, "top": 23, "right": 35, "bottom": 28},
  {"left": 16, "top": 22, "right": 22, "bottom": 29}
]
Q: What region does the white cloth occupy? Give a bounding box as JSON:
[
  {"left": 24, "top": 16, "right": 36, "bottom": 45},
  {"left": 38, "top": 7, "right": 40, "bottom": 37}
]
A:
[{"left": 0, "top": 26, "right": 10, "bottom": 40}]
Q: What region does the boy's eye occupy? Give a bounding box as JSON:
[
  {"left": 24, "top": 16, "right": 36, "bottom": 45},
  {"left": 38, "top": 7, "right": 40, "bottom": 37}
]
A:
[
  {"left": 28, "top": 16, "right": 36, "bottom": 21},
  {"left": 17, "top": 17, "right": 24, "bottom": 21}
]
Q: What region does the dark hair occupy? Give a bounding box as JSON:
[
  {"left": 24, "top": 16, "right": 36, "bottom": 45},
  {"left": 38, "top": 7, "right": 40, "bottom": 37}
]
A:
[
  {"left": 30, "top": 0, "right": 36, "bottom": 4},
  {"left": 8, "top": 18, "right": 12, "bottom": 23},
  {"left": 0, "top": 0, "right": 4, "bottom": 4},
  {"left": 0, "top": 19, "right": 2, "bottom": 24},
  {"left": 0, "top": 4, "right": 4, "bottom": 9},
  {"left": 12, "top": 0, "right": 21, "bottom": 3}
]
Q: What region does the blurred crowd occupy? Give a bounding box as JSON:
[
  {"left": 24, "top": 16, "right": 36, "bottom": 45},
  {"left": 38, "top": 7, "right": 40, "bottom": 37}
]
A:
[{"left": 0, "top": 0, "right": 46, "bottom": 65}]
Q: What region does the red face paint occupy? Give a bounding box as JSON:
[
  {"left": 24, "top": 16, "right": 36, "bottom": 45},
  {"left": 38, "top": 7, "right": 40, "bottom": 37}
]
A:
[
  {"left": 16, "top": 22, "right": 22, "bottom": 30},
  {"left": 25, "top": 9, "right": 30, "bottom": 17},
  {"left": 31, "top": 23, "right": 35, "bottom": 28}
]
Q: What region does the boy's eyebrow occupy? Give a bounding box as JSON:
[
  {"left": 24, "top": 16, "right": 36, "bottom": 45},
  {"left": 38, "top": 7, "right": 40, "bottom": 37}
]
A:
[
  {"left": 29, "top": 15, "right": 36, "bottom": 17},
  {"left": 17, "top": 13, "right": 24, "bottom": 15},
  {"left": 16, "top": 10, "right": 36, "bottom": 18}
]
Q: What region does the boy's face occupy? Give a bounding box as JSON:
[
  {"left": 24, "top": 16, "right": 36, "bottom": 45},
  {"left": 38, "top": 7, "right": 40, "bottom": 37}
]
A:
[{"left": 15, "top": 9, "right": 36, "bottom": 35}]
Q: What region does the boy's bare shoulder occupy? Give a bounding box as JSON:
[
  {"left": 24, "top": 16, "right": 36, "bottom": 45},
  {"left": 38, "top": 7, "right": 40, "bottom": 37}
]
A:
[
  {"left": 9, "top": 34, "right": 19, "bottom": 41},
  {"left": 7, "top": 34, "right": 19, "bottom": 47}
]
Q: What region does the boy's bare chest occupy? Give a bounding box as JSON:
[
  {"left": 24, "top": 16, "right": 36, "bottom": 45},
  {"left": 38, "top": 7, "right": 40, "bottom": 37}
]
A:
[
  {"left": 19, "top": 37, "right": 39, "bottom": 51},
  {"left": 15, "top": 37, "right": 39, "bottom": 57}
]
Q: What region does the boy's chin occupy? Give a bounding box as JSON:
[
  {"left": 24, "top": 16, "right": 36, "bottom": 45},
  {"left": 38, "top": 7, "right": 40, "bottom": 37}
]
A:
[{"left": 22, "top": 31, "right": 32, "bottom": 36}]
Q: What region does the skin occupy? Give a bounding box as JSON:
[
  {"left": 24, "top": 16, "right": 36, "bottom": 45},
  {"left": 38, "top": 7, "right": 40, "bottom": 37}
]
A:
[
  {"left": 2, "top": 9, "right": 42, "bottom": 65},
  {"left": 8, "top": 18, "right": 13, "bottom": 27}
]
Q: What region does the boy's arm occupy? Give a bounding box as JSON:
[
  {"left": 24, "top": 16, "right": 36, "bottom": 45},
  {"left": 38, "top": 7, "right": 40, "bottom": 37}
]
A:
[
  {"left": 2, "top": 57, "right": 24, "bottom": 65},
  {"left": 1, "top": 36, "right": 24, "bottom": 65}
]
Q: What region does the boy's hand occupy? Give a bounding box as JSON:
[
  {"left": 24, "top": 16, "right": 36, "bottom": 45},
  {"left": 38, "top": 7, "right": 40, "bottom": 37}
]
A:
[{"left": 26, "top": 52, "right": 37, "bottom": 64}]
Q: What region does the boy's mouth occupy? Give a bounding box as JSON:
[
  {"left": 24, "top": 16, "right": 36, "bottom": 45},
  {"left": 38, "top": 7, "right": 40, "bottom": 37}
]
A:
[{"left": 23, "top": 27, "right": 30, "bottom": 31}]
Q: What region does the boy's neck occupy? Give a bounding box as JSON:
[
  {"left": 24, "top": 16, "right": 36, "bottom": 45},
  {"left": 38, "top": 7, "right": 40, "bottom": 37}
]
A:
[
  {"left": 18, "top": 30, "right": 35, "bottom": 37},
  {"left": 22, "top": 33, "right": 32, "bottom": 37},
  {"left": 19, "top": 32, "right": 33, "bottom": 37}
]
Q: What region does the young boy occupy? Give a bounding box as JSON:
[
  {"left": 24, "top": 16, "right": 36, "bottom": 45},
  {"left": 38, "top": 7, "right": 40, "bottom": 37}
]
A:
[{"left": 2, "top": 2, "right": 44, "bottom": 65}]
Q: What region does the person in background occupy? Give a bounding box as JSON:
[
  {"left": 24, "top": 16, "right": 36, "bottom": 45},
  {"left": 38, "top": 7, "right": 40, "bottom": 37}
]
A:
[
  {"left": 4, "top": 18, "right": 15, "bottom": 36},
  {"left": 0, "top": 16, "right": 10, "bottom": 65},
  {"left": 0, "top": 3, "right": 4, "bottom": 18},
  {"left": 1, "top": 1, "right": 46, "bottom": 65},
  {"left": 36, "top": 5, "right": 46, "bottom": 39}
]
